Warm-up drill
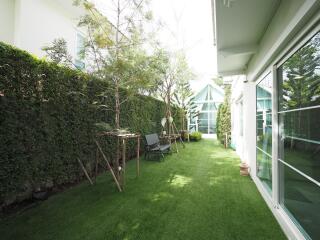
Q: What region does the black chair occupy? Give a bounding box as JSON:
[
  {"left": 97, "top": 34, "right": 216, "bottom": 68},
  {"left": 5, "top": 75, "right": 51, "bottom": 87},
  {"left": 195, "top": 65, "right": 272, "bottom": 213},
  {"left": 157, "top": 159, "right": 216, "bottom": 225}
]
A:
[{"left": 145, "top": 133, "right": 171, "bottom": 160}]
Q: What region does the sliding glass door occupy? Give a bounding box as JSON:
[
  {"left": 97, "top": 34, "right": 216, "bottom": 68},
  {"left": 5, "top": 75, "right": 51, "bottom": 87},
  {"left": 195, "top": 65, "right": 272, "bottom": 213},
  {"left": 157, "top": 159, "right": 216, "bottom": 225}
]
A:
[
  {"left": 256, "top": 73, "right": 273, "bottom": 193},
  {"left": 277, "top": 31, "right": 320, "bottom": 240}
]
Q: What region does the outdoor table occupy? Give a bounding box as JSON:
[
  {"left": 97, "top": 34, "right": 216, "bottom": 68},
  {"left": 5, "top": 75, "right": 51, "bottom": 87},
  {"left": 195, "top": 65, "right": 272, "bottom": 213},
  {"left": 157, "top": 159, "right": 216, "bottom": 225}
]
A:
[
  {"left": 96, "top": 131, "right": 140, "bottom": 191},
  {"left": 160, "top": 134, "right": 180, "bottom": 153}
]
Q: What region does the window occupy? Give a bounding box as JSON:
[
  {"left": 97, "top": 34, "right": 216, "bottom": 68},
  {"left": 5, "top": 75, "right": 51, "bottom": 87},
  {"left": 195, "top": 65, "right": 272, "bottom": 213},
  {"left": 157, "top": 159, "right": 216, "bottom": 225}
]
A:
[
  {"left": 75, "top": 33, "right": 85, "bottom": 70},
  {"left": 256, "top": 73, "right": 272, "bottom": 193},
  {"left": 188, "top": 114, "right": 197, "bottom": 132},
  {"left": 191, "top": 85, "right": 222, "bottom": 134},
  {"left": 277, "top": 31, "right": 320, "bottom": 240}
]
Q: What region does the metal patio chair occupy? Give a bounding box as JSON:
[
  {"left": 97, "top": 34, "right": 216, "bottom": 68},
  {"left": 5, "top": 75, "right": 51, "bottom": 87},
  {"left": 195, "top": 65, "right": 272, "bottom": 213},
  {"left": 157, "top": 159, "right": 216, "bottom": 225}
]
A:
[{"left": 144, "top": 133, "right": 171, "bottom": 160}]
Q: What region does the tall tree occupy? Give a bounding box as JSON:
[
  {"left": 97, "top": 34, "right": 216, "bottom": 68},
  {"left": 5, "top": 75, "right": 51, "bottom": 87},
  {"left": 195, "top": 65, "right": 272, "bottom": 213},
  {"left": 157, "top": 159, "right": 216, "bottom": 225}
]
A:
[
  {"left": 172, "top": 54, "right": 197, "bottom": 132},
  {"left": 173, "top": 81, "right": 199, "bottom": 133},
  {"left": 42, "top": 39, "right": 75, "bottom": 67},
  {"left": 156, "top": 50, "right": 195, "bottom": 134},
  {"left": 74, "top": 0, "right": 156, "bottom": 129}
]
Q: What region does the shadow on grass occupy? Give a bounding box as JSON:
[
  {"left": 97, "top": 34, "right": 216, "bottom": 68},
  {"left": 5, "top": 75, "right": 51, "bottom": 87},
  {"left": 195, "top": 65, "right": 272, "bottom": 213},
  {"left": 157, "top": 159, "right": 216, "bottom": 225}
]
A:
[{"left": 0, "top": 140, "right": 286, "bottom": 240}]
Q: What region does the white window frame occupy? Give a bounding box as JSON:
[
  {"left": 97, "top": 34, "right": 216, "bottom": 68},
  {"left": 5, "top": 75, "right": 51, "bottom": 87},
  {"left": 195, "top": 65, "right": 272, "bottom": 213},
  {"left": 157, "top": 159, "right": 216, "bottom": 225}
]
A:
[
  {"left": 74, "top": 30, "right": 86, "bottom": 69},
  {"left": 252, "top": 16, "right": 320, "bottom": 240},
  {"left": 255, "top": 69, "right": 274, "bottom": 198}
]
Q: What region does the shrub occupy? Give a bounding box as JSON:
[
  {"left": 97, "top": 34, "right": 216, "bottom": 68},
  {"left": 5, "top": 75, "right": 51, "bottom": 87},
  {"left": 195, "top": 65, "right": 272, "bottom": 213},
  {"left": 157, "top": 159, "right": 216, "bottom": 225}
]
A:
[
  {"left": 0, "top": 42, "right": 181, "bottom": 206},
  {"left": 189, "top": 132, "right": 202, "bottom": 141},
  {"left": 216, "top": 86, "right": 231, "bottom": 145}
]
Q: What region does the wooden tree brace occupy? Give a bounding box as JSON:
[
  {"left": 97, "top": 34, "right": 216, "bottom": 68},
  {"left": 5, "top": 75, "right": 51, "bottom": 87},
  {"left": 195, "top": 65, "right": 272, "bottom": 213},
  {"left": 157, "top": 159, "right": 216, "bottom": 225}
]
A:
[
  {"left": 77, "top": 158, "right": 94, "bottom": 185},
  {"left": 95, "top": 140, "right": 122, "bottom": 192}
]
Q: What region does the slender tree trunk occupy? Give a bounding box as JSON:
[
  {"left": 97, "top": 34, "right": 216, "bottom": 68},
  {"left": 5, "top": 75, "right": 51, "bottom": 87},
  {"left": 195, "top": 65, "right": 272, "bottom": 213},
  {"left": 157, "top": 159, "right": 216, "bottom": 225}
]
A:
[
  {"left": 167, "top": 86, "right": 171, "bottom": 135},
  {"left": 115, "top": 81, "right": 120, "bottom": 129},
  {"left": 114, "top": 0, "right": 121, "bottom": 129},
  {"left": 88, "top": 26, "right": 101, "bottom": 76},
  {"left": 182, "top": 110, "right": 185, "bottom": 131}
]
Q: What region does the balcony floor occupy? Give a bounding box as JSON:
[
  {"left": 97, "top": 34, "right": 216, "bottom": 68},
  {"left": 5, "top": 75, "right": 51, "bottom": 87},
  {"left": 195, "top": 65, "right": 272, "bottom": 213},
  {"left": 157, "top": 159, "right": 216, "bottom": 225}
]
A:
[{"left": 0, "top": 140, "right": 286, "bottom": 240}]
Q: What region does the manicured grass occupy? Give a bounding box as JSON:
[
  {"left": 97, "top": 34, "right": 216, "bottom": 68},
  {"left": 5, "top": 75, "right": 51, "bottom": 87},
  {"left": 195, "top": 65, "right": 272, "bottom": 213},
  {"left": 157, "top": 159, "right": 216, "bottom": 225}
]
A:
[{"left": 0, "top": 140, "right": 286, "bottom": 240}]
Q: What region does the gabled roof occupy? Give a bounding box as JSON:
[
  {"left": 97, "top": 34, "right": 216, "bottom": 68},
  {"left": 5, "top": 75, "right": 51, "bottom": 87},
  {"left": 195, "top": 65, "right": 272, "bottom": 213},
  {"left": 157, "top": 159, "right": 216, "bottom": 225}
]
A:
[
  {"left": 193, "top": 83, "right": 224, "bottom": 103},
  {"left": 190, "top": 80, "right": 224, "bottom": 94}
]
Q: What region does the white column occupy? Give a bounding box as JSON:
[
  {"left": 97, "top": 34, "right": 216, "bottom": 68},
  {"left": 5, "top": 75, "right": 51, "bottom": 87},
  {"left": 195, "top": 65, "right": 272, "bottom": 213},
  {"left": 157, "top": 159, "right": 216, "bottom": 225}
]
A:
[{"left": 243, "top": 81, "right": 256, "bottom": 172}]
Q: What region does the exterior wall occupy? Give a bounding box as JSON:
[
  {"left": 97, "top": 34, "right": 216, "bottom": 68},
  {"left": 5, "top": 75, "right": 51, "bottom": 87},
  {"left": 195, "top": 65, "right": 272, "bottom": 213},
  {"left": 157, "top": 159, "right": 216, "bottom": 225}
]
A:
[
  {"left": 229, "top": 76, "right": 256, "bottom": 170},
  {"left": 0, "top": 0, "right": 15, "bottom": 44},
  {"left": 15, "top": 0, "right": 83, "bottom": 60},
  {"left": 0, "top": 0, "right": 86, "bottom": 61},
  {"left": 217, "top": 0, "right": 320, "bottom": 238},
  {"left": 242, "top": 82, "right": 256, "bottom": 169},
  {"left": 230, "top": 75, "right": 245, "bottom": 160},
  {"left": 241, "top": 1, "right": 320, "bottom": 239}
]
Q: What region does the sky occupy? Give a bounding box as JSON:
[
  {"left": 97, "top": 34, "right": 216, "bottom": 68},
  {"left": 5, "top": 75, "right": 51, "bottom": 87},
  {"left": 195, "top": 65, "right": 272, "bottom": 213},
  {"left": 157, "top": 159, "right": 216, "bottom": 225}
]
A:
[
  {"left": 90, "top": 0, "right": 217, "bottom": 81},
  {"left": 150, "top": 0, "right": 217, "bottom": 80}
]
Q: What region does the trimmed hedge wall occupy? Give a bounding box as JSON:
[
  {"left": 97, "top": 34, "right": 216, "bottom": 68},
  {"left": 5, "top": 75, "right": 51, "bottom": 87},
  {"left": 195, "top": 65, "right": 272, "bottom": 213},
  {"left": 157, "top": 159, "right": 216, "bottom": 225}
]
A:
[{"left": 0, "top": 42, "right": 181, "bottom": 206}]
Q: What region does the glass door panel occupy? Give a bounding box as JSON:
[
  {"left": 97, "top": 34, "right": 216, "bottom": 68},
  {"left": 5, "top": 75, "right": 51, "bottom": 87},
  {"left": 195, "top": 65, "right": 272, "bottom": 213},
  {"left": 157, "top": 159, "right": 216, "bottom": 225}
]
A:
[
  {"left": 256, "top": 73, "right": 273, "bottom": 193},
  {"left": 277, "top": 30, "right": 320, "bottom": 240}
]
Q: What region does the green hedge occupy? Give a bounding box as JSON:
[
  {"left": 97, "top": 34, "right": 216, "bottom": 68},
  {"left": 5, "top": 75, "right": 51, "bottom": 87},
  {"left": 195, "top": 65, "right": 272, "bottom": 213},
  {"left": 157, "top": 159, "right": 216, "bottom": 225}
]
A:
[{"left": 0, "top": 42, "right": 181, "bottom": 206}]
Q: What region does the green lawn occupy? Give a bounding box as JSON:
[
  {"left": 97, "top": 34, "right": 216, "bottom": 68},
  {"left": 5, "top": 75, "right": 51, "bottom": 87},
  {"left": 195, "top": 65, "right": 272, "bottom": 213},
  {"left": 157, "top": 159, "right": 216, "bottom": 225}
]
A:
[{"left": 0, "top": 140, "right": 286, "bottom": 240}]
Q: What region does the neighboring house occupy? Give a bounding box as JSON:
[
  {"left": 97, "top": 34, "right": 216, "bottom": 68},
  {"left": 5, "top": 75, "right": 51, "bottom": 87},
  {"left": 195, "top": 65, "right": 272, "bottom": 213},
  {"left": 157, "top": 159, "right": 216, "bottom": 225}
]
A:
[
  {"left": 212, "top": 0, "right": 320, "bottom": 239},
  {"left": 188, "top": 81, "right": 224, "bottom": 137},
  {"left": 0, "top": 0, "right": 87, "bottom": 68}
]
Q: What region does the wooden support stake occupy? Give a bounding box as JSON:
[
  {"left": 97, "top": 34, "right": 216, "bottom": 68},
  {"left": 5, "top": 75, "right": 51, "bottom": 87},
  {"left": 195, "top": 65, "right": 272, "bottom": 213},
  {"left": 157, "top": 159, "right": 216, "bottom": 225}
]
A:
[
  {"left": 225, "top": 133, "right": 228, "bottom": 149},
  {"left": 95, "top": 148, "right": 99, "bottom": 183},
  {"left": 116, "top": 137, "right": 120, "bottom": 181},
  {"left": 136, "top": 137, "right": 140, "bottom": 177},
  {"left": 173, "top": 122, "right": 185, "bottom": 148},
  {"left": 77, "top": 158, "right": 93, "bottom": 185},
  {"left": 122, "top": 138, "right": 126, "bottom": 189},
  {"left": 174, "top": 138, "right": 179, "bottom": 153},
  {"left": 95, "top": 140, "right": 122, "bottom": 192}
]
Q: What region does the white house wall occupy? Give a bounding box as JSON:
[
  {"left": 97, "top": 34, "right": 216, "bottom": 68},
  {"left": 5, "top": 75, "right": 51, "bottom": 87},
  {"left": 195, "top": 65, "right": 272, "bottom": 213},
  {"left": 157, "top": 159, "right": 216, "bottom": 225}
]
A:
[
  {"left": 0, "top": 0, "right": 15, "bottom": 44},
  {"left": 14, "top": 0, "right": 82, "bottom": 59},
  {"left": 230, "top": 75, "right": 245, "bottom": 160},
  {"left": 242, "top": 82, "right": 256, "bottom": 170},
  {"left": 244, "top": 0, "right": 320, "bottom": 179},
  {"left": 241, "top": 1, "right": 320, "bottom": 239},
  {"left": 0, "top": 0, "right": 86, "bottom": 61},
  {"left": 214, "top": 0, "right": 320, "bottom": 238}
]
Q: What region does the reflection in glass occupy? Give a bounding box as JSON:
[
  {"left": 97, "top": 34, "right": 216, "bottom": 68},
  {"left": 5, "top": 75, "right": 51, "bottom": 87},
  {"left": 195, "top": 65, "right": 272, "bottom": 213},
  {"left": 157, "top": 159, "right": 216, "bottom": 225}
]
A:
[
  {"left": 280, "top": 137, "right": 320, "bottom": 183},
  {"left": 280, "top": 108, "right": 320, "bottom": 143},
  {"left": 280, "top": 162, "right": 320, "bottom": 240},
  {"left": 278, "top": 31, "right": 320, "bottom": 240},
  {"left": 278, "top": 32, "right": 320, "bottom": 111},
  {"left": 279, "top": 107, "right": 320, "bottom": 184},
  {"left": 256, "top": 73, "right": 273, "bottom": 193},
  {"left": 257, "top": 150, "right": 272, "bottom": 190},
  {"left": 257, "top": 112, "right": 272, "bottom": 155}
]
